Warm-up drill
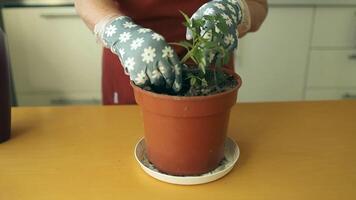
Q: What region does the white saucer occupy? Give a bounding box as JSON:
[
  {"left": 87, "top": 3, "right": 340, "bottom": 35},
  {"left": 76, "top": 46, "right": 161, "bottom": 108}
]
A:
[{"left": 134, "top": 137, "right": 240, "bottom": 185}]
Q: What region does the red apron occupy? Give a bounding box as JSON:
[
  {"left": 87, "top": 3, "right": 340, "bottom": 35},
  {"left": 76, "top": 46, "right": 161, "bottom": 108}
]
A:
[{"left": 102, "top": 0, "right": 233, "bottom": 105}]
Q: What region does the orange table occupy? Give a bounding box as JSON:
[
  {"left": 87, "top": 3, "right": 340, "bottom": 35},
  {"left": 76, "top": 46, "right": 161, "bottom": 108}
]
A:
[{"left": 1, "top": 101, "right": 356, "bottom": 199}]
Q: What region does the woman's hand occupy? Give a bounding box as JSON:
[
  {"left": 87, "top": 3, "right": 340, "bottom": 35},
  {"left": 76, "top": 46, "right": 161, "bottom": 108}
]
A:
[
  {"left": 187, "top": 0, "right": 251, "bottom": 66},
  {"left": 96, "top": 16, "right": 182, "bottom": 91}
]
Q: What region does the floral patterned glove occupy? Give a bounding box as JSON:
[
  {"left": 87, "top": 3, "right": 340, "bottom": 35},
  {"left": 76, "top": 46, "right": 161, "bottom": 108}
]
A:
[
  {"left": 187, "top": 0, "right": 250, "bottom": 65},
  {"left": 95, "top": 16, "right": 182, "bottom": 91}
]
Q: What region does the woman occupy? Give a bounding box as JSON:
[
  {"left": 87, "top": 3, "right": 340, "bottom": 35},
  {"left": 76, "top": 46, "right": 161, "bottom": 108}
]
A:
[{"left": 75, "top": 0, "right": 268, "bottom": 105}]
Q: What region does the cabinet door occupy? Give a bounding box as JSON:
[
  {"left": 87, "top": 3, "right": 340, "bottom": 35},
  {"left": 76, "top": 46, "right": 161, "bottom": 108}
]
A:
[
  {"left": 312, "top": 7, "right": 356, "bottom": 48},
  {"left": 307, "top": 50, "right": 356, "bottom": 88},
  {"left": 3, "top": 7, "right": 102, "bottom": 106},
  {"left": 235, "top": 7, "right": 314, "bottom": 102}
]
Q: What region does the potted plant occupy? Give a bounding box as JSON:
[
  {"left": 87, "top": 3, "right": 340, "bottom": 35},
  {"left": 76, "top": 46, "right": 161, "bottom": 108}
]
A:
[{"left": 131, "top": 13, "right": 242, "bottom": 176}]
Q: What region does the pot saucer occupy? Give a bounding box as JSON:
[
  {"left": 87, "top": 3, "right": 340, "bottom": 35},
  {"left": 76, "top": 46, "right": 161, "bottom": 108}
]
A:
[{"left": 134, "top": 137, "right": 240, "bottom": 185}]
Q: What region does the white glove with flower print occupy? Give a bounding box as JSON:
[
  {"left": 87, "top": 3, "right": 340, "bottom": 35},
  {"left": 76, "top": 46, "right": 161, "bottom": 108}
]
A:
[
  {"left": 95, "top": 16, "right": 182, "bottom": 91},
  {"left": 187, "top": 0, "right": 251, "bottom": 65}
]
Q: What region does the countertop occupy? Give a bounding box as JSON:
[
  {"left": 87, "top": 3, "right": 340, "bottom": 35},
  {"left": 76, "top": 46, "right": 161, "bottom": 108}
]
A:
[
  {"left": 1, "top": 0, "right": 356, "bottom": 7},
  {"left": 1, "top": 100, "right": 356, "bottom": 199}
]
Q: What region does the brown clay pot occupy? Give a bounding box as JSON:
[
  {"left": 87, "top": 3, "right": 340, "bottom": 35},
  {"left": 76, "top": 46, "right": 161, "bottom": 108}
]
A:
[{"left": 131, "top": 70, "right": 242, "bottom": 176}]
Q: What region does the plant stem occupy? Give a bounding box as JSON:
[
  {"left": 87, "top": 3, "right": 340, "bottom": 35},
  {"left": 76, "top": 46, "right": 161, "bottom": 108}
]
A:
[
  {"left": 214, "top": 69, "right": 222, "bottom": 92},
  {"left": 214, "top": 69, "right": 217, "bottom": 87},
  {"left": 180, "top": 48, "right": 195, "bottom": 63},
  {"left": 180, "top": 34, "right": 207, "bottom": 64}
]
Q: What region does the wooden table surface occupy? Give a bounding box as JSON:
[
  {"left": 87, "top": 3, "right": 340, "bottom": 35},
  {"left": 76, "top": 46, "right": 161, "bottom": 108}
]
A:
[{"left": 1, "top": 101, "right": 356, "bottom": 199}]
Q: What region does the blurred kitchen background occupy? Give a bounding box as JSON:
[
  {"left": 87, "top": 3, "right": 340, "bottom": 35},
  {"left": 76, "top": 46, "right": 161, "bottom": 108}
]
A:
[{"left": 1, "top": 0, "right": 356, "bottom": 106}]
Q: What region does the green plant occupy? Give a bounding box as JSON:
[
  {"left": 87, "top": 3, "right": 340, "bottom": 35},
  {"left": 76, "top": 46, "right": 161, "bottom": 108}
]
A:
[{"left": 171, "top": 12, "right": 232, "bottom": 90}]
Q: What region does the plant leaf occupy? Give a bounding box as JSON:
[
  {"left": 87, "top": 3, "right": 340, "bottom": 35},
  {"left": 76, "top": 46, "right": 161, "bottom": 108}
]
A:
[
  {"left": 201, "top": 78, "right": 208, "bottom": 87},
  {"left": 190, "top": 77, "right": 197, "bottom": 86},
  {"left": 180, "top": 10, "right": 191, "bottom": 25},
  {"left": 202, "top": 41, "right": 217, "bottom": 49},
  {"left": 179, "top": 41, "right": 193, "bottom": 48}
]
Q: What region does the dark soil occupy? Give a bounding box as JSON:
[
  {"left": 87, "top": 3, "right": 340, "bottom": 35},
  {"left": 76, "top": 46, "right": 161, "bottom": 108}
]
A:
[
  {"left": 179, "top": 68, "right": 237, "bottom": 96},
  {"left": 145, "top": 68, "right": 238, "bottom": 97}
]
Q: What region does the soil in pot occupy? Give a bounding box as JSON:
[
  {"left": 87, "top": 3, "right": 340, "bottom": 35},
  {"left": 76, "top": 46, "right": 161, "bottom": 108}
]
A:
[{"left": 147, "top": 67, "right": 238, "bottom": 97}]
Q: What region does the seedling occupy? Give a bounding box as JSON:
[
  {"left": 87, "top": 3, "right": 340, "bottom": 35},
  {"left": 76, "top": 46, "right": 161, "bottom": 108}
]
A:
[{"left": 171, "top": 11, "right": 233, "bottom": 94}]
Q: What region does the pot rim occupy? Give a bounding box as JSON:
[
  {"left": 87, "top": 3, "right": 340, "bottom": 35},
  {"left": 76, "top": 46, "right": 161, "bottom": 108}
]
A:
[{"left": 130, "top": 70, "right": 242, "bottom": 101}]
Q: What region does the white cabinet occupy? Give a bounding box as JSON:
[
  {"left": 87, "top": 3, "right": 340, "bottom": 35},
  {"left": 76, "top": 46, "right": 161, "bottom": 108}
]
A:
[
  {"left": 3, "top": 7, "right": 102, "bottom": 106},
  {"left": 306, "top": 6, "right": 356, "bottom": 101},
  {"left": 307, "top": 50, "right": 356, "bottom": 88},
  {"left": 235, "top": 7, "right": 314, "bottom": 102},
  {"left": 312, "top": 7, "right": 356, "bottom": 48},
  {"left": 236, "top": 5, "right": 356, "bottom": 102}
]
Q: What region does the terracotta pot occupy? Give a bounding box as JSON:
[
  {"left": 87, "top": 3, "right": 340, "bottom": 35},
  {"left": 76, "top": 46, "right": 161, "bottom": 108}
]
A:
[{"left": 131, "top": 70, "right": 242, "bottom": 176}]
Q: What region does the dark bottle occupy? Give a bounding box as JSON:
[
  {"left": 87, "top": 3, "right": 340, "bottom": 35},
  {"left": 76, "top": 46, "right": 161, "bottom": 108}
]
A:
[{"left": 0, "top": 28, "right": 11, "bottom": 143}]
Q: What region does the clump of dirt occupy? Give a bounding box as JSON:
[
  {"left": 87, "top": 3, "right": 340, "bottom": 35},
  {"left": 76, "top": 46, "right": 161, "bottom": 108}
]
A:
[{"left": 178, "top": 68, "right": 238, "bottom": 96}]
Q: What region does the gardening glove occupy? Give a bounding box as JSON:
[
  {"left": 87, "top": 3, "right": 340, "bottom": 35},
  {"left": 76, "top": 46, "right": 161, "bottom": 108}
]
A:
[
  {"left": 187, "top": 0, "right": 251, "bottom": 66},
  {"left": 95, "top": 15, "right": 182, "bottom": 92}
]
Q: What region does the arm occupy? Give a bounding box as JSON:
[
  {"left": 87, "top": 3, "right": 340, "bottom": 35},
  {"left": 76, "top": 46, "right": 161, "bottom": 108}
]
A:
[
  {"left": 74, "top": 0, "right": 123, "bottom": 30},
  {"left": 241, "top": 0, "right": 268, "bottom": 36}
]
